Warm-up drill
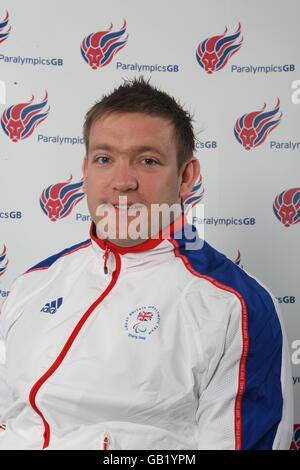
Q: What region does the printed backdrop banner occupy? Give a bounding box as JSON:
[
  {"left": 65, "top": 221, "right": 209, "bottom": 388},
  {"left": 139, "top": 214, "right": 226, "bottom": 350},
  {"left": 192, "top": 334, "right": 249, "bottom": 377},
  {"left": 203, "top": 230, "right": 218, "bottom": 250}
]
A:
[{"left": 0, "top": 0, "right": 299, "bottom": 449}]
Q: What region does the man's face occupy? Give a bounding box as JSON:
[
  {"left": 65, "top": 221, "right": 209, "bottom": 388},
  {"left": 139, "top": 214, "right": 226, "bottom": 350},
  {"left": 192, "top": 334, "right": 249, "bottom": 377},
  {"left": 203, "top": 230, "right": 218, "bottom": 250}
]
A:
[{"left": 82, "top": 112, "right": 196, "bottom": 246}]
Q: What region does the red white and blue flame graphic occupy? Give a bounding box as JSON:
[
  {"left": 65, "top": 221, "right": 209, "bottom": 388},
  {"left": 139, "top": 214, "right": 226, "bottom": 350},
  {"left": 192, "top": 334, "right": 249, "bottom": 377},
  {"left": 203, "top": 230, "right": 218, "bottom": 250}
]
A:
[
  {"left": 0, "top": 10, "right": 11, "bottom": 44},
  {"left": 290, "top": 424, "right": 300, "bottom": 450},
  {"left": 196, "top": 23, "right": 243, "bottom": 74},
  {"left": 233, "top": 250, "right": 244, "bottom": 269},
  {"left": 0, "top": 245, "right": 8, "bottom": 278},
  {"left": 183, "top": 174, "right": 204, "bottom": 214},
  {"left": 1, "top": 91, "right": 50, "bottom": 142},
  {"left": 273, "top": 187, "right": 300, "bottom": 228},
  {"left": 40, "top": 175, "right": 85, "bottom": 222},
  {"left": 81, "top": 20, "right": 128, "bottom": 70},
  {"left": 234, "top": 98, "right": 282, "bottom": 150}
]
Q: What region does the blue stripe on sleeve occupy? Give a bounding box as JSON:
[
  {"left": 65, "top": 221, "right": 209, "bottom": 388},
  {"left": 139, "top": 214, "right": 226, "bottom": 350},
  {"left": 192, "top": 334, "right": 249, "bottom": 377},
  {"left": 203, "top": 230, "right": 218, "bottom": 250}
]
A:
[{"left": 25, "top": 239, "right": 91, "bottom": 274}]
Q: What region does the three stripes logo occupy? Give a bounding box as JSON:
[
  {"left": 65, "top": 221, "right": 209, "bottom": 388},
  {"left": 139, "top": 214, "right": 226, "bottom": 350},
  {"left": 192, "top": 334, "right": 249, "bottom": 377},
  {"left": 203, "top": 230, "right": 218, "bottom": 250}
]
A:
[{"left": 40, "top": 297, "right": 63, "bottom": 314}]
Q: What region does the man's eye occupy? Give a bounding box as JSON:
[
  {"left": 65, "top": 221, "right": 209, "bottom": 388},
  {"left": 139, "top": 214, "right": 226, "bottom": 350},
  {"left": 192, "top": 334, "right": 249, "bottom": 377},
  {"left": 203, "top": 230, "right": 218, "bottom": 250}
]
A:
[
  {"left": 96, "top": 156, "right": 110, "bottom": 164},
  {"left": 142, "top": 158, "right": 157, "bottom": 166}
]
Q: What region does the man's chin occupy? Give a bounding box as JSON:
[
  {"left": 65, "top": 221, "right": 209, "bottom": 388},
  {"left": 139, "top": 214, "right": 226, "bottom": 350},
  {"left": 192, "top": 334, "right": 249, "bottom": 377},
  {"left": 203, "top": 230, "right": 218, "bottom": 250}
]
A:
[
  {"left": 94, "top": 210, "right": 152, "bottom": 244},
  {"left": 94, "top": 220, "right": 163, "bottom": 246},
  {"left": 93, "top": 201, "right": 183, "bottom": 244},
  {"left": 101, "top": 236, "right": 150, "bottom": 248}
]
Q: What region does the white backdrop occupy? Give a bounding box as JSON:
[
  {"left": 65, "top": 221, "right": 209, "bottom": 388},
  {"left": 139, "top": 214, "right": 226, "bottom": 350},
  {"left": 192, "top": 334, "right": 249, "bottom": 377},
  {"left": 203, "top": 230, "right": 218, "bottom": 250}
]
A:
[{"left": 0, "top": 0, "right": 299, "bottom": 449}]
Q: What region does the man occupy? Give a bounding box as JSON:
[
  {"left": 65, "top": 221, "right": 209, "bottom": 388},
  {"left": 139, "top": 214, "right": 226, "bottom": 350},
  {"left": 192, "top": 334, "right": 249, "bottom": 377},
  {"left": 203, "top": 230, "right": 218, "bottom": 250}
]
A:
[{"left": 0, "top": 78, "right": 293, "bottom": 450}]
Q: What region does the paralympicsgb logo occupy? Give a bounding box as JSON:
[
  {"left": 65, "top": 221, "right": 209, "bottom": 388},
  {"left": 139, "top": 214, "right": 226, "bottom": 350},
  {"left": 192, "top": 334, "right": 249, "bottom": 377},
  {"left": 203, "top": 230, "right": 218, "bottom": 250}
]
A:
[
  {"left": 273, "top": 187, "right": 300, "bottom": 227},
  {"left": 0, "top": 244, "right": 8, "bottom": 278},
  {"left": 40, "top": 175, "right": 85, "bottom": 222},
  {"left": 196, "top": 23, "right": 243, "bottom": 74},
  {"left": 80, "top": 20, "right": 128, "bottom": 70},
  {"left": 1, "top": 91, "right": 50, "bottom": 142},
  {"left": 182, "top": 174, "right": 204, "bottom": 213},
  {"left": 0, "top": 10, "right": 11, "bottom": 45},
  {"left": 233, "top": 250, "right": 244, "bottom": 269},
  {"left": 290, "top": 424, "right": 300, "bottom": 450},
  {"left": 234, "top": 98, "right": 282, "bottom": 150}
]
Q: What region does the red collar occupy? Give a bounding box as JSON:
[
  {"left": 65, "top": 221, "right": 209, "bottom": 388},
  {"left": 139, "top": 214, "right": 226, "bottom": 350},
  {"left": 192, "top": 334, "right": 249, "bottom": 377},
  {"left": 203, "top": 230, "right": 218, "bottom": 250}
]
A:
[{"left": 89, "top": 213, "right": 186, "bottom": 254}]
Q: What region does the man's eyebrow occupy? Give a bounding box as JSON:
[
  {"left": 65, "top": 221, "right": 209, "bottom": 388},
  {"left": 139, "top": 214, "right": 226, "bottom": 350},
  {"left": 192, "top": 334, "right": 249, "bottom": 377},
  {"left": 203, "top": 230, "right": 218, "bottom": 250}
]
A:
[
  {"left": 89, "top": 144, "right": 167, "bottom": 156},
  {"left": 132, "top": 145, "right": 166, "bottom": 155},
  {"left": 89, "top": 144, "right": 114, "bottom": 152}
]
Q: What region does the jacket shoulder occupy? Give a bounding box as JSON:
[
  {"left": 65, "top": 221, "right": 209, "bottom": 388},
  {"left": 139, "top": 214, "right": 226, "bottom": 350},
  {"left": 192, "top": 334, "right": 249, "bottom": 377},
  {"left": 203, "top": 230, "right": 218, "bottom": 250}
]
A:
[
  {"left": 24, "top": 238, "right": 92, "bottom": 274},
  {"left": 0, "top": 239, "right": 92, "bottom": 337},
  {"left": 179, "top": 239, "right": 277, "bottom": 319}
]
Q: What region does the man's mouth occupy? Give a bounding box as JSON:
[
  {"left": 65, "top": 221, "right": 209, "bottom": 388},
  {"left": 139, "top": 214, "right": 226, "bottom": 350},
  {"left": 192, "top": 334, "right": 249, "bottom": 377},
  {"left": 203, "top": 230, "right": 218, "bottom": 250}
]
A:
[
  {"left": 113, "top": 203, "right": 143, "bottom": 209},
  {"left": 110, "top": 197, "right": 144, "bottom": 211},
  {"left": 112, "top": 204, "right": 145, "bottom": 217}
]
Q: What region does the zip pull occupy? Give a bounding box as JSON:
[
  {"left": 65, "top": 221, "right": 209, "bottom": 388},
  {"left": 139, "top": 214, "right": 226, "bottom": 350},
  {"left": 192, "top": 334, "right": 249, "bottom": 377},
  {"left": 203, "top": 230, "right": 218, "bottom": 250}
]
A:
[
  {"left": 103, "top": 246, "right": 110, "bottom": 274},
  {"left": 103, "top": 435, "right": 109, "bottom": 450}
]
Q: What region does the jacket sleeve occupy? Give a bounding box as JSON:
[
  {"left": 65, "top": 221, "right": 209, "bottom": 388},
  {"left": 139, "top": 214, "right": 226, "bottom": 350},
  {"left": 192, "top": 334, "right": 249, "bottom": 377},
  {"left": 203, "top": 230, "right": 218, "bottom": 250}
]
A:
[
  {"left": 0, "top": 303, "right": 13, "bottom": 428},
  {"left": 0, "top": 275, "right": 24, "bottom": 427},
  {"left": 195, "top": 291, "right": 294, "bottom": 450}
]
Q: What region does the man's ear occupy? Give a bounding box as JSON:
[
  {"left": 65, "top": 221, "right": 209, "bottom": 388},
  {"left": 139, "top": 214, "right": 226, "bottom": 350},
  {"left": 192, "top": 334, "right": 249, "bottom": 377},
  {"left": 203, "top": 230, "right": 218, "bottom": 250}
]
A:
[
  {"left": 179, "top": 157, "right": 200, "bottom": 199},
  {"left": 82, "top": 156, "right": 88, "bottom": 193}
]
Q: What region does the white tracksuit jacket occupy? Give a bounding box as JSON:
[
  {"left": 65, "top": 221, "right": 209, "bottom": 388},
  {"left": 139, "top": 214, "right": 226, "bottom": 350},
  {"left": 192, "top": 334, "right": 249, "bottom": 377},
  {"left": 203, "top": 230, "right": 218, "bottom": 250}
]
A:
[{"left": 0, "top": 221, "right": 294, "bottom": 450}]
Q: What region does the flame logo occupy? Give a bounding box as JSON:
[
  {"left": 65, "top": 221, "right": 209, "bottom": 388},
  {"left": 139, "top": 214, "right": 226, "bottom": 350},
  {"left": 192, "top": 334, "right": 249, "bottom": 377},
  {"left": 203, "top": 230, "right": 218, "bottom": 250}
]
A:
[
  {"left": 1, "top": 91, "right": 50, "bottom": 142},
  {"left": 182, "top": 174, "right": 204, "bottom": 214},
  {"left": 196, "top": 23, "right": 243, "bottom": 74},
  {"left": 40, "top": 175, "right": 85, "bottom": 222},
  {"left": 273, "top": 187, "right": 300, "bottom": 228},
  {"left": 81, "top": 20, "right": 128, "bottom": 70},
  {"left": 0, "top": 244, "right": 8, "bottom": 277},
  {"left": 290, "top": 424, "right": 300, "bottom": 450},
  {"left": 234, "top": 98, "right": 282, "bottom": 150},
  {"left": 0, "top": 10, "right": 11, "bottom": 45},
  {"left": 233, "top": 250, "right": 244, "bottom": 269}
]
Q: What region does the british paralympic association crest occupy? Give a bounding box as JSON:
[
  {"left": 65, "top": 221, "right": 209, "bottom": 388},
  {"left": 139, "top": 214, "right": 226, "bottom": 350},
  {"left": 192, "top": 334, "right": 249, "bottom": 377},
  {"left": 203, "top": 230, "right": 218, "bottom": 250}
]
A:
[{"left": 125, "top": 306, "right": 160, "bottom": 341}]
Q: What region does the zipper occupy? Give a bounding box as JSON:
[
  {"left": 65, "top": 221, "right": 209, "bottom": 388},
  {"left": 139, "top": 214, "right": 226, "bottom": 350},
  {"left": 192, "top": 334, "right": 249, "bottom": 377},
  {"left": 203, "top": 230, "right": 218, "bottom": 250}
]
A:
[
  {"left": 29, "top": 250, "right": 121, "bottom": 449},
  {"left": 103, "top": 245, "right": 111, "bottom": 275},
  {"left": 103, "top": 435, "right": 110, "bottom": 450}
]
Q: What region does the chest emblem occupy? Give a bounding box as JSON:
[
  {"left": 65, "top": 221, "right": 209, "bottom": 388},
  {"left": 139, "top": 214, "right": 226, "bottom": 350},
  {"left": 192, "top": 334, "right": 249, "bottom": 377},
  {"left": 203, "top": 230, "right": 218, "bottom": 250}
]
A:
[
  {"left": 125, "top": 306, "right": 160, "bottom": 341},
  {"left": 40, "top": 297, "right": 63, "bottom": 314}
]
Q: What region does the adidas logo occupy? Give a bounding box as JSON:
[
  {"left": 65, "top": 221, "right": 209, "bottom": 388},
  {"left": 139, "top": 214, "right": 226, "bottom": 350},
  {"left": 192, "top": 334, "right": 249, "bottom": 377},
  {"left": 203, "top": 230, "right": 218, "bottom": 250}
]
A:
[{"left": 40, "top": 297, "right": 63, "bottom": 314}]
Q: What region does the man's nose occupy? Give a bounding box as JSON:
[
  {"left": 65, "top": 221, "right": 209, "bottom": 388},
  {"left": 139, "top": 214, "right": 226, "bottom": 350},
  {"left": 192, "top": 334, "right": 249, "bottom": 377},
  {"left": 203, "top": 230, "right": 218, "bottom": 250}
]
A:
[{"left": 112, "top": 161, "right": 138, "bottom": 192}]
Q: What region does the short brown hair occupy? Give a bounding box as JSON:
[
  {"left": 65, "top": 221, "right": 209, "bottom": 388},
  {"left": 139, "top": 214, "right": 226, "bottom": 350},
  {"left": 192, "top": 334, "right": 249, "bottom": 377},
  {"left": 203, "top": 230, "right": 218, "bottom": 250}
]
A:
[{"left": 83, "top": 77, "right": 195, "bottom": 168}]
